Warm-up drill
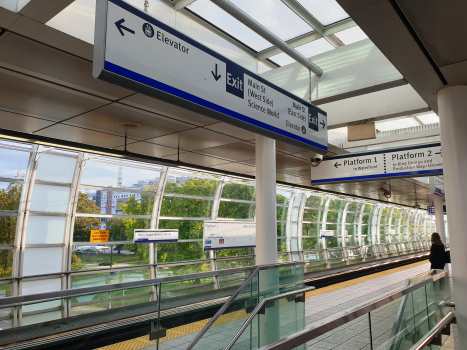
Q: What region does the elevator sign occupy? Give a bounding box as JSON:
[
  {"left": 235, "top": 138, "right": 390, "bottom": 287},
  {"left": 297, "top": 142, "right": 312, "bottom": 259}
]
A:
[
  {"left": 311, "top": 143, "right": 443, "bottom": 184},
  {"left": 93, "top": 0, "right": 327, "bottom": 153}
]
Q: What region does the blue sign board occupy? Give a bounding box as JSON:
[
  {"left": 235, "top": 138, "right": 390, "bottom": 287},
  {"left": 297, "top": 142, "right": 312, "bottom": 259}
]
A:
[{"left": 93, "top": 0, "right": 328, "bottom": 153}]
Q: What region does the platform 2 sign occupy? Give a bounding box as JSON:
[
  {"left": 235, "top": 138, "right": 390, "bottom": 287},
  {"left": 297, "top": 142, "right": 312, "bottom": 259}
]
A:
[
  {"left": 203, "top": 222, "right": 256, "bottom": 250},
  {"left": 311, "top": 143, "right": 443, "bottom": 184},
  {"left": 133, "top": 229, "right": 178, "bottom": 243},
  {"left": 93, "top": 0, "right": 327, "bottom": 154}
]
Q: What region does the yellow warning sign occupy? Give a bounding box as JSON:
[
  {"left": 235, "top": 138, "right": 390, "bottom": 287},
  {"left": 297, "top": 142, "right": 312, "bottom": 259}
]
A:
[{"left": 90, "top": 230, "right": 109, "bottom": 243}]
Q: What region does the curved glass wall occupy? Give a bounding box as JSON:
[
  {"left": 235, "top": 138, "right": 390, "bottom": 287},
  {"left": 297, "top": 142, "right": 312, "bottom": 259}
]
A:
[{"left": 0, "top": 139, "right": 439, "bottom": 328}]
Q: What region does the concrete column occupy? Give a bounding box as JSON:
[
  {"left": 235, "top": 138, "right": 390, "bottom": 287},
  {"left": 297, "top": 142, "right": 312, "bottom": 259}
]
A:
[
  {"left": 433, "top": 195, "right": 446, "bottom": 244},
  {"left": 438, "top": 85, "right": 467, "bottom": 349},
  {"left": 255, "top": 134, "right": 277, "bottom": 265},
  {"left": 255, "top": 135, "right": 279, "bottom": 347}
]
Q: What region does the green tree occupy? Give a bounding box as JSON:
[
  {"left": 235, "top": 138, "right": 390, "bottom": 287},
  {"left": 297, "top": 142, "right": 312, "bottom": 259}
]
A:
[
  {"left": 0, "top": 250, "right": 13, "bottom": 278},
  {"left": 73, "top": 192, "right": 101, "bottom": 242},
  {"left": 0, "top": 180, "right": 21, "bottom": 245},
  {"left": 0, "top": 175, "right": 23, "bottom": 276}
]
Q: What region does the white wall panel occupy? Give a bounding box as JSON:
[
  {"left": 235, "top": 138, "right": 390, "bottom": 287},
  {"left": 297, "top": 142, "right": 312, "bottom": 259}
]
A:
[
  {"left": 35, "top": 154, "right": 76, "bottom": 183},
  {"left": 29, "top": 184, "right": 70, "bottom": 213},
  {"left": 22, "top": 247, "right": 63, "bottom": 276},
  {"left": 22, "top": 278, "right": 62, "bottom": 326},
  {"left": 25, "top": 216, "right": 66, "bottom": 244}
]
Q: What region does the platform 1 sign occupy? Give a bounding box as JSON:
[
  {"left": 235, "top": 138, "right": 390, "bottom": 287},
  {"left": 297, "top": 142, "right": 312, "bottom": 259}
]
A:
[
  {"left": 93, "top": 0, "right": 327, "bottom": 153},
  {"left": 203, "top": 222, "right": 256, "bottom": 250},
  {"left": 133, "top": 229, "right": 178, "bottom": 243},
  {"left": 311, "top": 143, "right": 443, "bottom": 184}
]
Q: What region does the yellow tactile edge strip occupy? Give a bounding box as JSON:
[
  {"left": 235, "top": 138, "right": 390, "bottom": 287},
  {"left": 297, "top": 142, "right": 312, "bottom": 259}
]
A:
[{"left": 97, "top": 260, "right": 428, "bottom": 350}]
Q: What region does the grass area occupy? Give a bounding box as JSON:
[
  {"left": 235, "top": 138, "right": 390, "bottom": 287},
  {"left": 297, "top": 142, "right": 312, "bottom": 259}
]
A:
[{"left": 72, "top": 252, "right": 148, "bottom": 270}]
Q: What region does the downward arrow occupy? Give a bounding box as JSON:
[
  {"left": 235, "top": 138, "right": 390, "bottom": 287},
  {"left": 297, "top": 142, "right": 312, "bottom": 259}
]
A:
[
  {"left": 115, "top": 18, "right": 135, "bottom": 36},
  {"left": 211, "top": 64, "right": 221, "bottom": 81},
  {"left": 320, "top": 120, "right": 326, "bottom": 129},
  {"left": 334, "top": 162, "right": 341, "bottom": 168}
]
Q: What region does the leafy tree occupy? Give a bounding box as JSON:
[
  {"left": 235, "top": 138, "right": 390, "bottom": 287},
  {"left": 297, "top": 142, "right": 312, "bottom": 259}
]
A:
[
  {"left": 73, "top": 192, "right": 101, "bottom": 242},
  {"left": 106, "top": 218, "right": 127, "bottom": 253},
  {"left": 0, "top": 250, "right": 12, "bottom": 278},
  {"left": 0, "top": 174, "right": 23, "bottom": 276},
  {"left": 0, "top": 183, "right": 22, "bottom": 211},
  {"left": 221, "top": 183, "right": 255, "bottom": 201}
]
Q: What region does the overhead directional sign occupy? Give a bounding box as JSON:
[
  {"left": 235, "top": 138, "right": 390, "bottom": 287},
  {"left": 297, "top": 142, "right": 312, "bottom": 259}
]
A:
[
  {"left": 93, "top": 0, "right": 328, "bottom": 153},
  {"left": 311, "top": 143, "right": 443, "bottom": 184}
]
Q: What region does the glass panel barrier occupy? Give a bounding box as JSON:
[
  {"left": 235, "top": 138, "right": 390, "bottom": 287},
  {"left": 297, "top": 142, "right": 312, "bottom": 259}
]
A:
[
  {"left": 219, "top": 270, "right": 451, "bottom": 350},
  {"left": 187, "top": 264, "right": 305, "bottom": 350}
]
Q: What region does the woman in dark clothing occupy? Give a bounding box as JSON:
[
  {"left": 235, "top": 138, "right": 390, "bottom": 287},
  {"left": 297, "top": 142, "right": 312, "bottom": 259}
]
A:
[{"left": 429, "top": 232, "right": 446, "bottom": 270}]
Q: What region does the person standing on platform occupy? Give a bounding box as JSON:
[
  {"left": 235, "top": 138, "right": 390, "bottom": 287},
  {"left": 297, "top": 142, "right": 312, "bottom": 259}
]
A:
[{"left": 429, "top": 232, "right": 446, "bottom": 270}]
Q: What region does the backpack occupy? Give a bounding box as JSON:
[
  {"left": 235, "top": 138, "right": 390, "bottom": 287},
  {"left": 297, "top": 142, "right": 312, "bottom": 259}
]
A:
[{"left": 445, "top": 250, "right": 451, "bottom": 264}]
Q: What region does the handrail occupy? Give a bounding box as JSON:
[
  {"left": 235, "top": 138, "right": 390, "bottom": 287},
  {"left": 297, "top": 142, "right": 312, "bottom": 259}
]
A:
[
  {"left": 0, "top": 261, "right": 304, "bottom": 308},
  {"left": 257, "top": 270, "right": 449, "bottom": 350},
  {"left": 387, "top": 269, "right": 443, "bottom": 350},
  {"left": 186, "top": 267, "right": 261, "bottom": 350},
  {"left": 411, "top": 312, "right": 455, "bottom": 350},
  {"left": 224, "top": 286, "right": 316, "bottom": 350}
]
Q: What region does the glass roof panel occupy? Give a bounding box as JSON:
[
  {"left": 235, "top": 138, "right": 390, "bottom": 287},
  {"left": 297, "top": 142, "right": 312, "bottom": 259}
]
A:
[
  {"left": 46, "top": 0, "right": 96, "bottom": 44},
  {"left": 375, "top": 118, "right": 420, "bottom": 132},
  {"left": 187, "top": 0, "right": 272, "bottom": 51},
  {"left": 416, "top": 112, "right": 440, "bottom": 125},
  {"left": 46, "top": 0, "right": 144, "bottom": 44},
  {"left": 269, "top": 38, "right": 334, "bottom": 66},
  {"left": 297, "top": 0, "right": 349, "bottom": 26},
  {"left": 334, "top": 26, "right": 368, "bottom": 45},
  {"left": 229, "top": 0, "right": 313, "bottom": 42}
]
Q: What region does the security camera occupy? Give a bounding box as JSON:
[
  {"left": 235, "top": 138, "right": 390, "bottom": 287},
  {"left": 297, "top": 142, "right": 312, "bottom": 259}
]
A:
[
  {"left": 379, "top": 187, "right": 391, "bottom": 199},
  {"left": 310, "top": 153, "right": 323, "bottom": 167}
]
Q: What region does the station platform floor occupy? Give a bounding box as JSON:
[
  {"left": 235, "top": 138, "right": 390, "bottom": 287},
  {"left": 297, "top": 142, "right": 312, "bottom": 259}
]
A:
[{"left": 96, "top": 260, "right": 443, "bottom": 350}]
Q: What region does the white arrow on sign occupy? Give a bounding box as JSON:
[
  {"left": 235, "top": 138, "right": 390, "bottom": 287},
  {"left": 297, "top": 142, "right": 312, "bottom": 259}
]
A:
[
  {"left": 93, "top": 0, "right": 328, "bottom": 153},
  {"left": 311, "top": 143, "right": 443, "bottom": 184}
]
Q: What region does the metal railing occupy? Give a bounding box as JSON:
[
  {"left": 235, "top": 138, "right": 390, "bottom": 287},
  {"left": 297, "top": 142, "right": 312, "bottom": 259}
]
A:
[
  {"left": 0, "top": 261, "right": 304, "bottom": 308},
  {"left": 185, "top": 262, "right": 307, "bottom": 349},
  {"left": 255, "top": 270, "right": 450, "bottom": 350},
  {"left": 224, "top": 286, "right": 316, "bottom": 350},
  {"left": 412, "top": 312, "right": 455, "bottom": 350},
  {"left": 387, "top": 270, "right": 448, "bottom": 350}
]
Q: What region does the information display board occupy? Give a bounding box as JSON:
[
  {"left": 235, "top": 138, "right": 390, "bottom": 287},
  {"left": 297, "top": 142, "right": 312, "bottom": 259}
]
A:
[
  {"left": 133, "top": 229, "right": 178, "bottom": 243},
  {"left": 90, "top": 230, "right": 109, "bottom": 242},
  {"left": 311, "top": 143, "right": 443, "bottom": 184},
  {"left": 429, "top": 176, "right": 445, "bottom": 197},
  {"left": 93, "top": 0, "right": 327, "bottom": 153},
  {"left": 203, "top": 221, "right": 256, "bottom": 250},
  {"left": 320, "top": 230, "right": 334, "bottom": 238}
]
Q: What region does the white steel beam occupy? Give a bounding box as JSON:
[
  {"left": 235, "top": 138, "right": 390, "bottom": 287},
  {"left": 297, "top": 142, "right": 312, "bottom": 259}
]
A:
[
  {"left": 281, "top": 0, "right": 344, "bottom": 49},
  {"left": 209, "top": 0, "right": 323, "bottom": 75},
  {"left": 18, "top": 0, "right": 74, "bottom": 24},
  {"left": 256, "top": 18, "right": 355, "bottom": 61}
]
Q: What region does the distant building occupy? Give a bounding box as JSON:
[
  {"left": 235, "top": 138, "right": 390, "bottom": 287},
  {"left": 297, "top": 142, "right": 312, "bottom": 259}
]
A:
[{"left": 86, "top": 175, "right": 192, "bottom": 229}]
